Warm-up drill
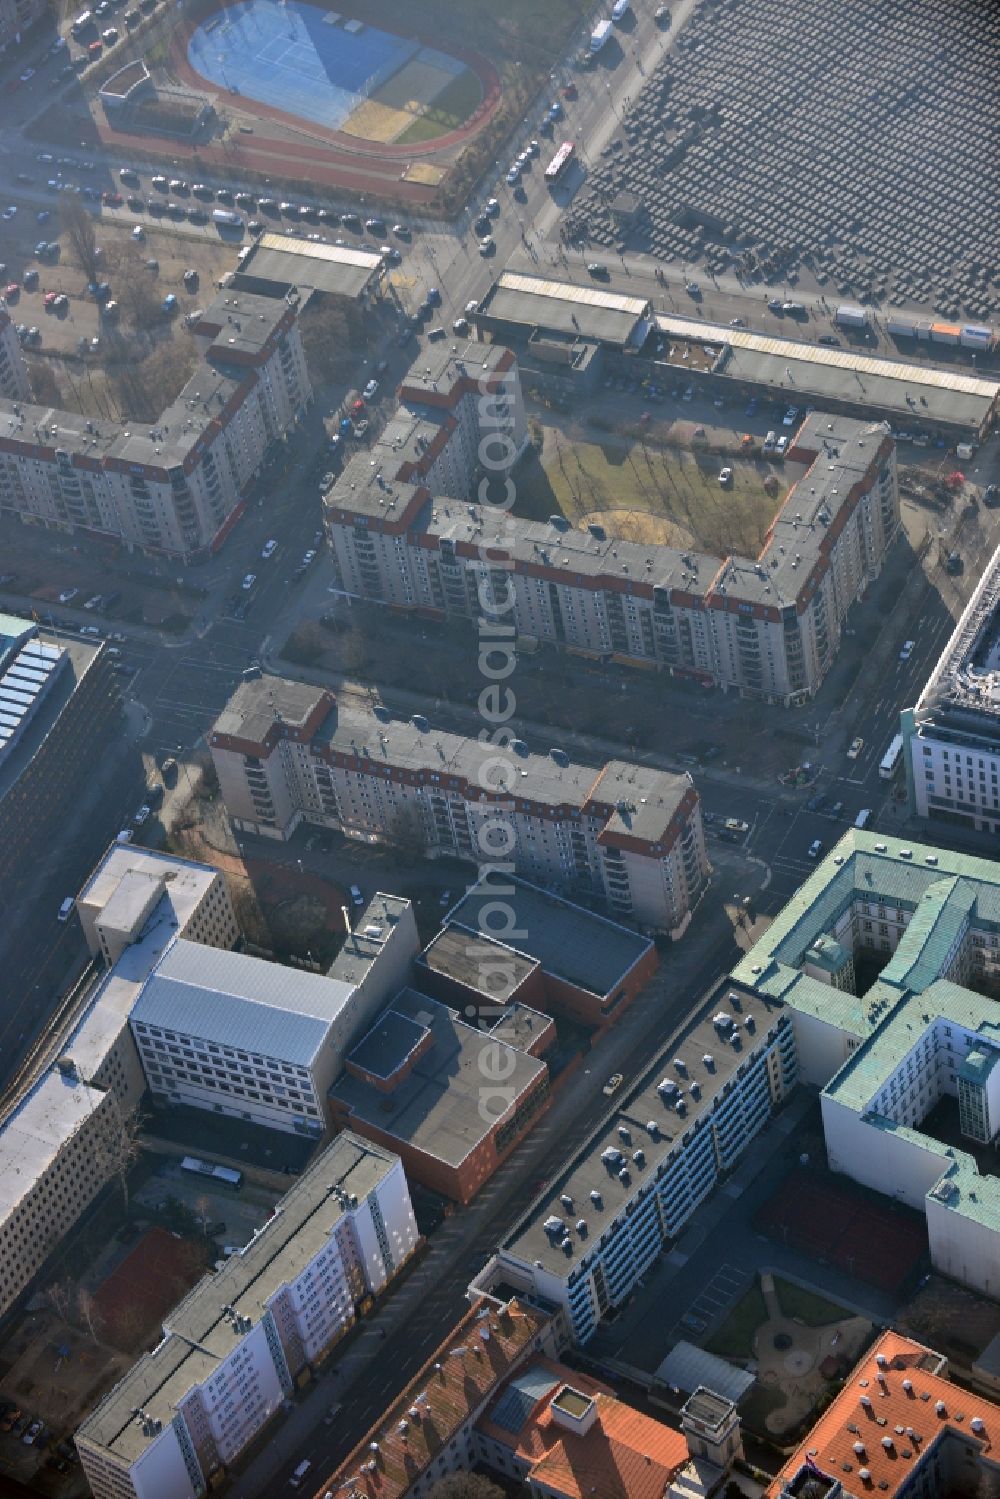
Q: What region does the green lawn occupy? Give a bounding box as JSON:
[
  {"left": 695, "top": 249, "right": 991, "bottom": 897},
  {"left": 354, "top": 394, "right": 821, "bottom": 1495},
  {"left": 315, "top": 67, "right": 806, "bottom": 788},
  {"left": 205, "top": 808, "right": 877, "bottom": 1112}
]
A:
[
  {"left": 774, "top": 1278, "right": 851, "bottom": 1327},
  {"left": 514, "top": 434, "right": 777, "bottom": 558},
  {"left": 704, "top": 1281, "right": 768, "bottom": 1359},
  {"left": 395, "top": 69, "right": 485, "bottom": 146}
]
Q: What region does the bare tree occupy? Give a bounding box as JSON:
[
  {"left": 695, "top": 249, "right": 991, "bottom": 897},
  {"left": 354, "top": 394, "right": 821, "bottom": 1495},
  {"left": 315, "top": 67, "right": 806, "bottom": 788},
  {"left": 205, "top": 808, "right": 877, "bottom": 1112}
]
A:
[
  {"left": 26, "top": 360, "right": 62, "bottom": 407},
  {"left": 115, "top": 257, "right": 162, "bottom": 332},
  {"left": 388, "top": 805, "right": 427, "bottom": 863},
  {"left": 194, "top": 1194, "right": 213, "bottom": 1234},
  {"left": 89, "top": 1097, "right": 144, "bottom": 1213},
  {"left": 60, "top": 194, "right": 100, "bottom": 280},
  {"left": 46, "top": 1276, "right": 76, "bottom": 1326},
  {"left": 77, "top": 1287, "right": 105, "bottom": 1345},
  {"left": 299, "top": 298, "right": 363, "bottom": 386}
]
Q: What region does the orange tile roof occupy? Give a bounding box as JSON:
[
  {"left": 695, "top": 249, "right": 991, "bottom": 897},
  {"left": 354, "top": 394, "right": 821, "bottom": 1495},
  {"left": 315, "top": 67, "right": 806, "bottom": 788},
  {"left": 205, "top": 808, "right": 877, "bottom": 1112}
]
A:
[
  {"left": 481, "top": 1358, "right": 689, "bottom": 1499},
  {"left": 314, "top": 1299, "right": 550, "bottom": 1499},
  {"left": 767, "top": 1329, "right": 1000, "bottom": 1499}
]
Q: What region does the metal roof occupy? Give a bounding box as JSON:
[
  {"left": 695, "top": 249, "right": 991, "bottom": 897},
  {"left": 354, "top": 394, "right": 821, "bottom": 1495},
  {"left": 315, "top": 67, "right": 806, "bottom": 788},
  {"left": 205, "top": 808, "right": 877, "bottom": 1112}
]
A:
[
  {"left": 241, "top": 233, "right": 384, "bottom": 299},
  {"left": 488, "top": 1366, "right": 560, "bottom": 1434},
  {"left": 655, "top": 314, "right": 999, "bottom": 431},
  {"left": 481, "top": 272, "right": 651, "bottom": 346},
  {"left": 655, "top": 1341, "right": 755, "bottom": 1405},
  {"left": 0, "top": 630, "right": 65, "bottom": 761},
  {"left": 131, "top": 938, "right": 356, "bottom": 1066}
]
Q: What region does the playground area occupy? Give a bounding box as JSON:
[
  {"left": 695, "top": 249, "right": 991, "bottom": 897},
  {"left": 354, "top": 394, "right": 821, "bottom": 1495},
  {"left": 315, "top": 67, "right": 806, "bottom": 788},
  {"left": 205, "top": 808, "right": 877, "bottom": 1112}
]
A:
[
  {"left": 754, "top": 1167, "right": 928, "bottom": 1295},
  {"left": 707, "top": 1272, "right": 873, "bottom": 1440}
]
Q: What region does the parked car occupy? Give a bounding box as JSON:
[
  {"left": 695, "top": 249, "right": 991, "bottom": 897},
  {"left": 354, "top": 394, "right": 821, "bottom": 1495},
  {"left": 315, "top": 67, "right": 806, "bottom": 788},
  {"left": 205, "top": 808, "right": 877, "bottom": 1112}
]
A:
[
  {"left": 899, "top": 640, "right": 914, "bottom": 662},
  {"left": 602, "top": 1072, "right": 624, "bottom": 1097},
  {"left": 350, "top": 884, "right": 364, "bottom": 906},
  {"left": 808, "top": 839, "right": 823, "bottom": 859},
  {"left": 261, "top": 538, "right": 277, "bottom": 559}
]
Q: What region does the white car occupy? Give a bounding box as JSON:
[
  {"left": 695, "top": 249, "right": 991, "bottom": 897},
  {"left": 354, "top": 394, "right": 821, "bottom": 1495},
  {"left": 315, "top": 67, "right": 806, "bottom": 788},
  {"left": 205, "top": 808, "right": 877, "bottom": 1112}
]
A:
[
  {"left": 58, "top": 587, "right": 79, "bottom": 603},
  {"left": 131, "top": 224, "right": 145, "bottom": 240},
  {"left": 2, "top": 207, "right": 17, "bottom": 221},
  {"left": 762, "top": 430, "right": 777, "bottom": 453},
  {"left": 261, "top": 538, "right": 277, "bottom": 559},
  {"left": 899, "top": 640, "right": 914, "bottom": 662},
  {"left": 775, "top": 435, "right": 789, "bottom": 456},
  {"left": 847, "top": 736, "right": 865, "bottom": 760},
  {"left": 19, "top": 68, "right": 35, "bottom": 83},
  {"left": 718, "top": 467, "right": 733, "bottom": 486},
  {"left": 241, "top": 573, "right": 256, "bottom": 590},
  {"left": 782, "top": 406, "right": 799, "bottom": 426},
  {"left": 362, "top": 378, "right": 379, "bottom": 400},
  {"left": 350, "top": 884, "right": 364, "bottom": 906},
  {"left": 133, "top": 804, "right": 151, "bottom": 826},
  {"left": 808, "top": 839, "right": 823, "bottom": 859},
  {"left": 301, "top": 549, "right": 317, "bottom": 566}
]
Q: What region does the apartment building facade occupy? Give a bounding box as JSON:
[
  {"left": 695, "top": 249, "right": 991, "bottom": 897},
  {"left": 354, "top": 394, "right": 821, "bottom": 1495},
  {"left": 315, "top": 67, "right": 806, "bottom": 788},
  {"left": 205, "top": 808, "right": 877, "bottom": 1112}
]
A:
[
  {"left": 324, "top": 359, "right": 898, "bottom": 704},
  {"left": 475, "top": 987, "right": 797, "bottom": 1344},
  {"left": 0, "top": 1067, "right": 125, "bottom": 1319},
  {"left": 0, "top": 309, "right": 32, "bottom": 400},
  {"left": 210, "top": 675, "right": 709, "bottom": 935},
  {"left": 905, "top": 538, "right": 1000, "bottom": 835},
  {"left": 77, "top": 1135, "right": 418, "bottom": 1499},
  {"left": 0, "top": 289, "right": 310, "bottom": 558}
]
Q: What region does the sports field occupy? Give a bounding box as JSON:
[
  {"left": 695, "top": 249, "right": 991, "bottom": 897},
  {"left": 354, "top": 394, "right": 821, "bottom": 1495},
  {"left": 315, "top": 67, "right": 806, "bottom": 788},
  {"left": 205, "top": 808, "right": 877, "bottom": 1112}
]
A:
[{"left": 187, "top": 0, "right": 480, "bottom": 142}]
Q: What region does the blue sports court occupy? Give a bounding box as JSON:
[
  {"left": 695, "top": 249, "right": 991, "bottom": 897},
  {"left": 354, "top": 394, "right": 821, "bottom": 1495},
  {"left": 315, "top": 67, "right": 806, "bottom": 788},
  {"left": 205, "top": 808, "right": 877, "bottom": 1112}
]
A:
[{"left": 187, "top": 0, "right": 463, "bottom": 133}]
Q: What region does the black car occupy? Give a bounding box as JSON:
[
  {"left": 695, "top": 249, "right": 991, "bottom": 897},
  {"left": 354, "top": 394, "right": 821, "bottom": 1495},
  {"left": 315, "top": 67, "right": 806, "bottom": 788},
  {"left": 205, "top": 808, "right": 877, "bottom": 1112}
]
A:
[
  {"left": 985, "top": 484, "right": 999, "bottom": 509},
  {"left": 216, "top": 187, "right": 234, "bottom": 203},
  {"left": 473, "top": 213, "right": 492, "bottom": 235}
]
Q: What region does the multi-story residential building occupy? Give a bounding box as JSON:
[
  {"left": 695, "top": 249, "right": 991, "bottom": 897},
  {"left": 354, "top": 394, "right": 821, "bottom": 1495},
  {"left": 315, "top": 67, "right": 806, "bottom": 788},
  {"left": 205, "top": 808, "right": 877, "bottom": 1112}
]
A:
[
  {"left": 732, "top": 828, "right": 1000, "bottom": 1300},
  {"left": 0, "top": 612, "right": 119, "bottom": 904},
  {"left": 905, "top": 537, "right": 1000, "bottom": 834},
  {"left": 324, "top": 353, "right": 899, "bottom": 704},
  {"left": 0, "top": 1065, "right": 125, "bottom": 1319},
  {"left": 209, "top": 674, "right": 709, "bottom": 935},
  {"left": 0, "top": 307, "right": 32, "bottom": 400},
  {"left": 329, "top": 986, "right": 553, "bottom": 1204},
  {"left": 76, "top": 1133, "right": 417, "bottom": 1499},
  {"left": 320, "top": 1297, "right": 558, "bottom": 1499},
  {"left": 0, "top": 288, "right": 311, "bottom": 559},
  {"left": 472, "top": 984, "right": 797, "bottom": 1344},
  {"left": 128, "top": 891, "right": 418, "bottom": 1136},
  {"left": 768, "top": 1329, "right": 1000, "bottom": 1499}
]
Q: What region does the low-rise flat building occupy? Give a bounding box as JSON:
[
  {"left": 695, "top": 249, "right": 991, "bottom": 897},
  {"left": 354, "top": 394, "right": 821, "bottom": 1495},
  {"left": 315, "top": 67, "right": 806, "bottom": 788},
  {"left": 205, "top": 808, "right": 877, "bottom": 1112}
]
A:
[
  {"left": 421, "top": 876, "right": 658, "bottom": 1027},
  {"left": 329, "top": 987, "right": 552, "bottom": 1204},
  {"left": 76, "top": 1133, "right": 417, "bottom": 1499},
  {"left": 474, "top": 986, "right": 797, "bottom": 1344},
  {"left": 768, "top": 1329, "right": 1000, "bottom": 1499},
  {"left": 210, "top": 675, "right": 708, "bottom": 935},
  {"left": 77, "top": 843, "right": 239, "bottom": 966},
  {"left": 732, "top": 829, "right": 1000, "bottom": 1300},
  {"left": 0, "top": 1066, "right": 125, "bottom": 1320},
  {"left": 0, "top": 288, "right": 311, "bottom": 559},
  {"left": 0, "top": 613, "right": 119, "bottom": 904},
  {"left": 324, "top": 351, "right": 899, "bottom": 704},
  {"left": 905, "top": 538, "right": 1000, "bottom": 834}
]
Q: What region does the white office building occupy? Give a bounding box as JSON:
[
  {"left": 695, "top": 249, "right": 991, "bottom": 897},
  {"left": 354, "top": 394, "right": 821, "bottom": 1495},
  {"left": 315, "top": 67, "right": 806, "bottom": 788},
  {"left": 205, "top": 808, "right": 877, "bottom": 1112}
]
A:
[
  {"left": 474, "top": 987, "right": 797, "bottom": 1344},
  {"left": 76, "top": 1133, "right": 417, "bottom": 1499},
  {"left": 732, "top": 829, "right": 1000, "bottom": 1300},
  {"left": 906, "top": 538, "right": 1000, "bottom": 834},
  {"left": 129, "top": 892, "right": 418, "bottom": 1135}
]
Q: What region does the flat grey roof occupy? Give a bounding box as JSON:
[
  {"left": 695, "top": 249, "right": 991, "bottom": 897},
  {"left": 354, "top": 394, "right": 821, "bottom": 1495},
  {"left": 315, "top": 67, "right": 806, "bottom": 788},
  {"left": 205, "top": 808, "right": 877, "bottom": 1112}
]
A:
[
  {"left": 446, "top": 877, "right": 653, "bottom": 998},
  {"left": 656, "top": 313, "right": 999, "bottom": 433},
  {"left": 330, "top": 989, "right": 546, "bottom": 1168},
  {"left": 78, "top": 845, "right": 219, "bottom": 927},
  {"left": 212, "top": 673, "right": 327, "bottom": 744},
  {"left": 328, "top": 892, "right": 412, "bottom": 983},
  {"left": 78, "top": 1133, "right": 397, "bottom": 1465},
  {"left": 480, "top": 272, "right": 652, "bottom": 347},
  {"left": 500, "top": 984, "right": 785, "bottom": 1276},
  {"left": 419, "top": 925, "right": 539, "bottom": 1004},
  {"left": 131, "top": 938, "right": 356, "bottom": 1066},
  {"left": 0, "top": 1070, "right": 109, "bottom": 1222},
  {"left": 241, "top": 232, "right": 383, "bottom": 299}
]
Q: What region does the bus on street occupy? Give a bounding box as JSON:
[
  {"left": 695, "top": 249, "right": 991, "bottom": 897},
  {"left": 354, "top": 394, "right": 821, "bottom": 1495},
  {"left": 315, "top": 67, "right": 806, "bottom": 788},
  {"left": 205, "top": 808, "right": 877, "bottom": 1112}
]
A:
[
  {"left": 879, "top": 733, "right": 904, "bottom": 780},
  {"left": 544, "top": 141, "right": 576, "bottom": 185}
]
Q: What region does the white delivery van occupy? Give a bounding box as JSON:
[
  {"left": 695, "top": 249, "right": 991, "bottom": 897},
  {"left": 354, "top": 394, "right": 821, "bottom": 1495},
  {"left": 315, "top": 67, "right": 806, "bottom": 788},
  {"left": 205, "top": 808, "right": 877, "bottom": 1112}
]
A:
[
  {"left": 58, "top": 897, "right": 75, "bottom": 922},
  {"left": 854, "top": 808, "right": 872, "bottom": 829}
]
